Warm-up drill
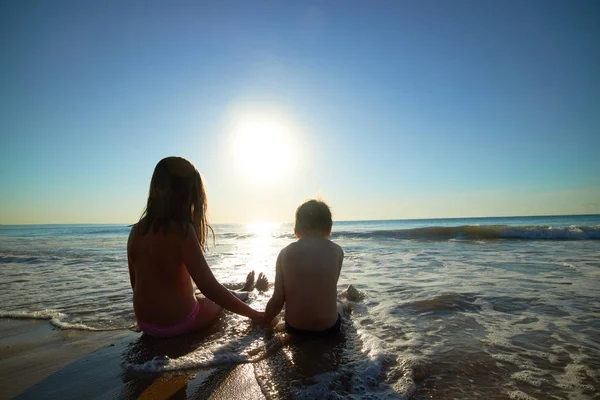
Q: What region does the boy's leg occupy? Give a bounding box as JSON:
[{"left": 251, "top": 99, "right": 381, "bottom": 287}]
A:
[
  {"left": 345, "top": 285, "right": 363, "bottom": 301},
  {"left": 337, "top": 300, "right": 351, "bottom": 318}
]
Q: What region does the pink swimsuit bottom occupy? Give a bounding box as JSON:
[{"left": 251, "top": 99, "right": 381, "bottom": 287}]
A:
[{"left": 137, "top": 300, "right": 201, "bottom": 338}]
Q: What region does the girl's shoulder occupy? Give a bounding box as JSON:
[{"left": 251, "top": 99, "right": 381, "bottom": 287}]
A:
[
  {"left": 128, "top": 221, "right": 146, "bottom": 242},
  {"left": 127, "top": 223, "right": 139, "bottom": 254},
  {"left": 128, "top": 222, "right": 138, "bottom": 237}
]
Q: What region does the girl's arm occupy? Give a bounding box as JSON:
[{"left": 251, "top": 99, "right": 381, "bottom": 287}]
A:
[
  {"left": 264, "top": 252, "right": 285, "bottom": 324},
  {"left": 181, "top": 225, "right": 263, "bottom": 320}
]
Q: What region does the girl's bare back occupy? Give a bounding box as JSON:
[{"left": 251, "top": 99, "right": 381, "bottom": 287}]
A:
[{"left": 128, "top": 224, "right": 198, "bottom": 325}]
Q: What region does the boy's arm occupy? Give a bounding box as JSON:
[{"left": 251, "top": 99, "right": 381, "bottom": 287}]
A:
[
  {"left": 181, "top": 225, "right": 262, "bottom": 320},
  {"left": 264, "top": 252, "right": 285, "bottom": 324},
  {"left": 127, "top": 226, "right": 136, "bottom": 290},
  {"left": 337, "top": 245, "right": 344, "bottom": 280}
]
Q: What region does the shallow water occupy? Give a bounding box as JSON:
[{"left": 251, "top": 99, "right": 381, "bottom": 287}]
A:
[{"left": 1, "top": 215, "right": 599, "bottom": 399}]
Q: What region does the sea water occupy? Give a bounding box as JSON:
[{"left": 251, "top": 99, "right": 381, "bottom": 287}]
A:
[{"left": 1, "top": 215, "right": 599, "bottom": 399}]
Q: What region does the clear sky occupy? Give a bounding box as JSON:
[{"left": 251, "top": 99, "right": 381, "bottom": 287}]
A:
[{"left": 1, "top": 1, "right": 599, "bottom": 224}]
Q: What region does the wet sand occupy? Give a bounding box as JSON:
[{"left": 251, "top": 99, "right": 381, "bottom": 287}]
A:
[{"left": 0, "top": 319, "right": 265, "bottom": 400}]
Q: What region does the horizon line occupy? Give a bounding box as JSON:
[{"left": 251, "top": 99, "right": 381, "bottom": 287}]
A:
[{"left": 1, "top": 213, "right": 599, "bottom": 227}]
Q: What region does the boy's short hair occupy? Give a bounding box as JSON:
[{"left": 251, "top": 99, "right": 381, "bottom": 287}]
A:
[{"left": 294, "top": 199, "right": 332, "bottom": 237}]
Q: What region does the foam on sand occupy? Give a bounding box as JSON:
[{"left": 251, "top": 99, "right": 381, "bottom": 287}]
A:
[{"left": 0, "top": 310, "right": 123, "bottom": 331}]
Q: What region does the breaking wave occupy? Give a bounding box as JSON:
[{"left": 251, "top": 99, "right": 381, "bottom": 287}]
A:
[{"left": 329, "top": 225, "right": 600, "bottom": 241}]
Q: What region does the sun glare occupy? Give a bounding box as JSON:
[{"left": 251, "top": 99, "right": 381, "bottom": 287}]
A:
[
  {"left": 244, "top": 221, "right": 280, "bottom": 275},
  {"left": 231, "top": 115, "right": 297, "bottom": 184}
]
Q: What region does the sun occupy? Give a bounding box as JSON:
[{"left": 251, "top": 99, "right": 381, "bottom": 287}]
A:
[{"left": 231, "top": 115, "right": 297, "bottom": 184}]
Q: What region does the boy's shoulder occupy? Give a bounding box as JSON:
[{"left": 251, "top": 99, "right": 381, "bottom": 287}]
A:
[
  {"left": 328, "top": 239, "right": 342, "bottom": 250},
  {"left": 279, "top": 241, "right": 297, "bottom": 256},
  {"left": 329, "top": 240, "right": 344, "bottom": 258},
  {"left": 280, "top": 238, "right": 343, "bottom": 257}
]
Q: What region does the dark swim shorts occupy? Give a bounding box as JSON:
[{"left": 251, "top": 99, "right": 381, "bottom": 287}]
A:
[{"left": 285, "top": 313, "right": 342, "bottom": 338}]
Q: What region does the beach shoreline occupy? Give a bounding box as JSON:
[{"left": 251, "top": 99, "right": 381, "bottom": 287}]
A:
[
  {"left": 0, "top": 319, "right": 131, "bottom": 399},
  {"left": 0, "top": 319, "right": 266, "bottom": 400}
]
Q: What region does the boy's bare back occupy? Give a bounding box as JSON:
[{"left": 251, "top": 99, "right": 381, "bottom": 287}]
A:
[
  {"left": 279, "top": 236, "right": 344, "bottom": 330},
  {"left": 264, "top": 199, "right": 344, "bottom": 334}
]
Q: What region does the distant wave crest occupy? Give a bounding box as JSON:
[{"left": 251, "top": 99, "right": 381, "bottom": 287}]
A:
[
  {"left": 0, "top": 255, "right": 47, "bottom": 265},
  {"left": 330, "top": 225, "right": 600, "bottom": 241}
]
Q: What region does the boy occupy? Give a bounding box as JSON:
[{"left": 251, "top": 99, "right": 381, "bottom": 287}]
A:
[{"left": 264, "top": 199, "right": 344, "bottom": 336}]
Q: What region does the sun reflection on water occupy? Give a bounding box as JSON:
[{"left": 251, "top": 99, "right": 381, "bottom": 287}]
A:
[{"left": 244, "top": 221, "right": 281, "bottom": 275}]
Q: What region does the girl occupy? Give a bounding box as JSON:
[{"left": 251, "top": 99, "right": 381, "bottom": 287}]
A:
[{"left": 127, "top": 156, "right": 263, "bottom": 337}]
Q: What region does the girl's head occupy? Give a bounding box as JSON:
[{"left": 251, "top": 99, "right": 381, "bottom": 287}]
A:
[{"left": 139, "top": 156, "right": 213, "bottom": 250}]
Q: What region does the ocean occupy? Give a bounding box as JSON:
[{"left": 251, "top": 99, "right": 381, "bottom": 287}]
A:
[{"left": 1, "top": 215, "right": 599, "bottom": 399}]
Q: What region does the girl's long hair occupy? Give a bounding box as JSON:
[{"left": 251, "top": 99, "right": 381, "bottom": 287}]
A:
[{"left": 138, "top": 157, "right": 214, "bottom": 250}]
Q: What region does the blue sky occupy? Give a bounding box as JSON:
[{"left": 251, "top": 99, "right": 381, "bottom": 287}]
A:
[{"left": 1, "top": 1, "right": 599, "bottom": 224}]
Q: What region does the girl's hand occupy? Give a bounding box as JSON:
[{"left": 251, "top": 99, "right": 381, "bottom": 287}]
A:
[{"left": 250, "top": 310, "right": 266, "bottom": 325}]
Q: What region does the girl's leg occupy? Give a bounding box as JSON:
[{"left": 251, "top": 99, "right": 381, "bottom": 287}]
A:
[
  {"left": 231, "top": 291, "right": 249, "bottom": 301},
  {"left": 188, "top": 296, "right": 223, "bottom": 332},
  {"left": 224, "top": 270, "right": 256, "bottom": 301},
  {"left": 223, "top": 270, "right": 258, "bottom": 292},
  {"left": 240, "top": 270, "right": 255, "bottom": 291}
]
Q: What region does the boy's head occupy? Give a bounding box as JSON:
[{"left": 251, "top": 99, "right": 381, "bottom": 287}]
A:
[{"left": 294, "top": 199, "right": 332, "bottom": 238}]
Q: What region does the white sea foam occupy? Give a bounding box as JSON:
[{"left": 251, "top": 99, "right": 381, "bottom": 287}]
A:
[
  {"left": 0, "top": 309, "right": 66, "bottom": 320},
  {"left": 125, "top": 352, "right": 249, "bottom": 373},
  {"left": 511, "top": 370, "right": 545, "bottom": 387},
  {"left": 0, "top": 309, "right": 122, "bottom": 331},
  {"left": 507, "top": 390, "right": 538, "bottom": 400},
  {"left": 125, "top": 333, "right": 283, "bottom": 373},
  {"left": 354, "top": 325, "right": 417, "bottom": 399}
]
